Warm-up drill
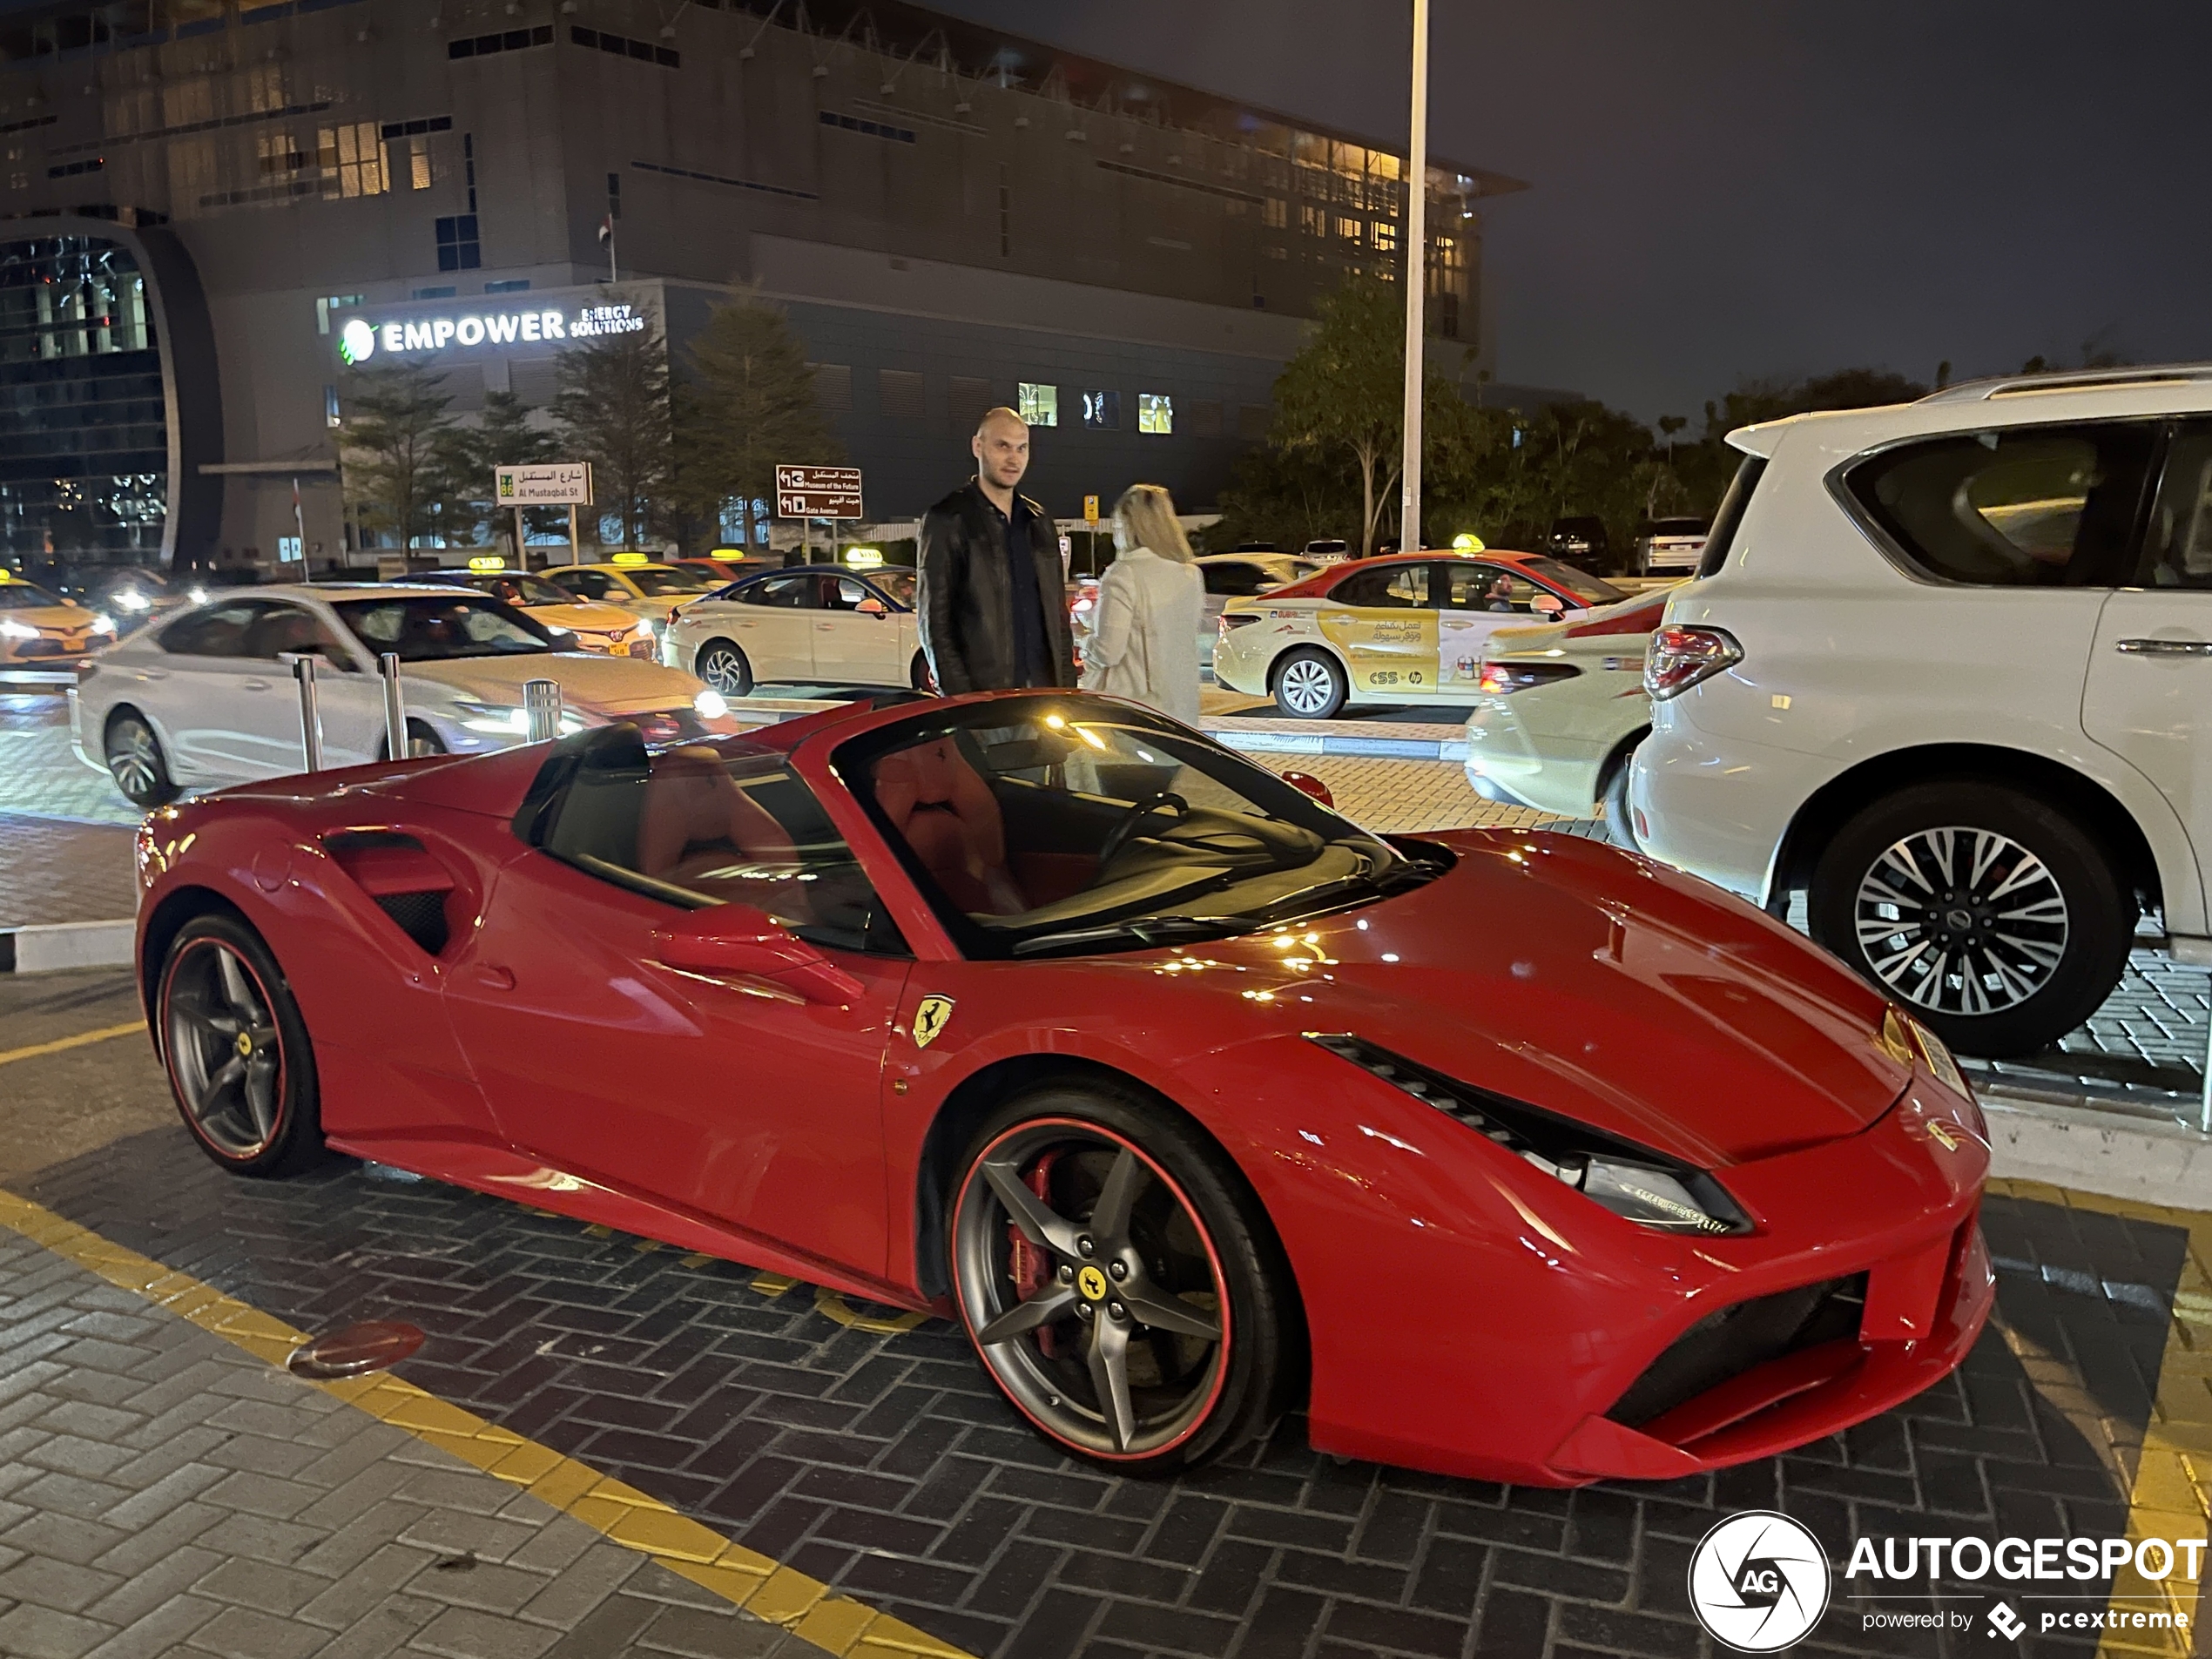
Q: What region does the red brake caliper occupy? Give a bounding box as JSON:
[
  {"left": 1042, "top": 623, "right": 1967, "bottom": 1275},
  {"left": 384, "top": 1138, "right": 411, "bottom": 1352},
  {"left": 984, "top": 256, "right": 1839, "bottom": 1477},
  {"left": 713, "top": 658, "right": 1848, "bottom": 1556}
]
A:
[{"left": 1008, "top": 1150, "right": 1059, "bottom": 1358}]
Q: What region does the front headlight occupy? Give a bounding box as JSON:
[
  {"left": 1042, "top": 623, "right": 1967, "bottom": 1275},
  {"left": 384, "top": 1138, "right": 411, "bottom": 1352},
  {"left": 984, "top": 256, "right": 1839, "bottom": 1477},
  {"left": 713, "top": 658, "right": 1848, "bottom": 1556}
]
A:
[
  {"left": 635, "top": 620, "right": 657, "bottom": 641},
  {"left": 451, "top": 698, "right": 529, "bottom": 734},
  {"left": 694, "top": 688, "right": 729, "bottom": 720},
  {"left": 91, "top": 614, "right": 116, "bottom": 635},
  {"left": 1309, "top": 1034, "right": 1752, "bottom": 1236},
  {"left": 112, "top": 590, "right": 151, "bottom": 612},
  {"left": 0, "top": 618, "right": 35, "bottom": 640}
]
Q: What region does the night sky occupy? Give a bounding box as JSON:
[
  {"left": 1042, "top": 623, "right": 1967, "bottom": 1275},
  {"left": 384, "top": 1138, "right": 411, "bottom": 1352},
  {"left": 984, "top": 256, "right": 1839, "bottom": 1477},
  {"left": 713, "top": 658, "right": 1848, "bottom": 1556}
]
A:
[{"left": 934, "top": 1, "right": 2212, "bottom": 424}]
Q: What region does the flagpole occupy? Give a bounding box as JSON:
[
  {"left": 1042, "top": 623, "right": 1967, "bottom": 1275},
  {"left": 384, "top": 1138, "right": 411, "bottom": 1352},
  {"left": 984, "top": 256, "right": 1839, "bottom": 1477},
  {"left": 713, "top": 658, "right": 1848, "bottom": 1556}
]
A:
[{"left": 1399, "top": 0, "right": 1431, "bottom": 555}]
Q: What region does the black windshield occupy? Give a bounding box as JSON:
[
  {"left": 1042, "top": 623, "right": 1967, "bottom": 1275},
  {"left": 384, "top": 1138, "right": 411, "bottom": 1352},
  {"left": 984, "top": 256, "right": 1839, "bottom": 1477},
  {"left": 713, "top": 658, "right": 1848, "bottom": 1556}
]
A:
[{"left": 838, "top": 696, "right": 1446, "bottom": 959}]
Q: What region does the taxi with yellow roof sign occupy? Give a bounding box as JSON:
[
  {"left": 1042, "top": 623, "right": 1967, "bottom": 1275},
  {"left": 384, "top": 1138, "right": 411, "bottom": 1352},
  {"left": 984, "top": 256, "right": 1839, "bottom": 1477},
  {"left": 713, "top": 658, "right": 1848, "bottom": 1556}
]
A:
[
  {"left": 0, "top": 567, "right": 113, "bottom": 680},
  {"left": 415, "top": 563, "right": 657, "bottom": 658},
  {"left": 539, "top": 558, "right": 726, "bottom": 644}
]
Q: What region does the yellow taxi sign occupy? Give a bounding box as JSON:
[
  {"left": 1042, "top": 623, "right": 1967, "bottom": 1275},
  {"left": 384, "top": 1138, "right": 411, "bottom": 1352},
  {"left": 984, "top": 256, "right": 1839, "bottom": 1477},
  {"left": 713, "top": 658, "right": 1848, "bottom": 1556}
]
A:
[
  {"left": 467, "top": 555, "right": 505, "bottom": 573},
  {"left": 1452, "top": 532, "right": 1487, "bottom": 552},
  {"left": 710, "top": 548, "right": 747, "bottom": 559},
  {"left": 1083, "top": 495, "right": 1100, "bottom": 524},
  {"left": 843, "top": 546, "right": 884, "bottom": 569},
  {"left": 610, "top": 551, "right": 651, "bottom": 566}
]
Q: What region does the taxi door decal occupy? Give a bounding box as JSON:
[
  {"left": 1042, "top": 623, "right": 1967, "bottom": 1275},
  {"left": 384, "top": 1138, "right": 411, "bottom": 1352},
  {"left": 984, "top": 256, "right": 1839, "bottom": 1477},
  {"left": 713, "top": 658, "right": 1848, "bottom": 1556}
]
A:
[
  {"left": 1438, "top": 613, "right": 1499, "bottom": 692},
  {"left": 1317, "top": 609, "right": 1437, "bottom": 694}
]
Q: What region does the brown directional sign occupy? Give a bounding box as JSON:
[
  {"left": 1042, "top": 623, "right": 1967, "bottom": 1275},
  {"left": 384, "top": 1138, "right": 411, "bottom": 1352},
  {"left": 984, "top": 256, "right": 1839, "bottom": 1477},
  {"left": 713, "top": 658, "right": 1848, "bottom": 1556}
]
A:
[{"left": 775, "top": 464, "right": 864, "bottom": 520}]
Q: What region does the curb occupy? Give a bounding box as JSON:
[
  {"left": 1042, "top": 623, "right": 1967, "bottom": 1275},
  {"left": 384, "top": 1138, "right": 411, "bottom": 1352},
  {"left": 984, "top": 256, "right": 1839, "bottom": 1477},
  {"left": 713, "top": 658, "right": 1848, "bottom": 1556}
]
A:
[
  {"left": 1980, "top": 1086, "right": 2212, "bottom": 1211},
  {"left": 1201, "top": 725, "right": 1469, "bottom": 763},
  {"left": 0, "top": 919, "right": 135, "bottom": 974}
]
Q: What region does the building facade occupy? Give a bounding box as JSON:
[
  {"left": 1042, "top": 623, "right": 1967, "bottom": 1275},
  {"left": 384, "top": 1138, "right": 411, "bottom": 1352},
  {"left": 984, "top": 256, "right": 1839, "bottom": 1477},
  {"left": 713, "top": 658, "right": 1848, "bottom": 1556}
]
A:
[{"left": 0, "top": 0, "right": 1522, "bottom": 574}]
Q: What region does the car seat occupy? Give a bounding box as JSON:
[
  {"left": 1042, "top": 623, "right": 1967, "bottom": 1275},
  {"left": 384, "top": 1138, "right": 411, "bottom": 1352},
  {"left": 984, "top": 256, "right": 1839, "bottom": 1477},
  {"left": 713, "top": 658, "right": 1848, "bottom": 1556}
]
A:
[
  {"left": 871, "top": 737, "right": 1027, "bottom": 915},
  {"left": 637, "top": 745, "right": 797, "bottom": 887}
]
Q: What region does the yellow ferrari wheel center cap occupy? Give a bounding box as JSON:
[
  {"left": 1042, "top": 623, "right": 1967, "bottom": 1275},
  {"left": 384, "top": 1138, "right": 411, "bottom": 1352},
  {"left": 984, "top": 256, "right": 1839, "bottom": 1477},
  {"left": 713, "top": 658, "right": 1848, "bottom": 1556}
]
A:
[
  {"left": 1077, "top": 1265, "right": 1109, "bottom": 1302},
  {"left": 234, "top": 1032, "right": 253, "bottom": 1058}
]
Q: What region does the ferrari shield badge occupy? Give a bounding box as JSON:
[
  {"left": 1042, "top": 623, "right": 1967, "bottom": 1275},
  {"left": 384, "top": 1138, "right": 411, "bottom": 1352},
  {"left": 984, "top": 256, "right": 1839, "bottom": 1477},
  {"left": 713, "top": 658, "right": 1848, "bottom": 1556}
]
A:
[{"left": 912, "top": 995, "right": 955, "bottom": 1049}]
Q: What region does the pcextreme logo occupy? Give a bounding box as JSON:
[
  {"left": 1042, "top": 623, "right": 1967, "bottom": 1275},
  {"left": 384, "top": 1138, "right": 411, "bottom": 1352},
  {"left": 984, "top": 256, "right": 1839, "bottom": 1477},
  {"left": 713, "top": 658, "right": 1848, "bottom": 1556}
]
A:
[{"left": 1688, "top": 1512, "right": 1831, "bottom": 1652}]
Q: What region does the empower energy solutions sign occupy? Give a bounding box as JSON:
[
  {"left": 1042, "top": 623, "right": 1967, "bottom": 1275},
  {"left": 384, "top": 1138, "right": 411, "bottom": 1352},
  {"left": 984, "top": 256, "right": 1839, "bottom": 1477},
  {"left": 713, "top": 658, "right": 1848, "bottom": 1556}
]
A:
[{"left": 334, "top": 300, "right": 649, "bottom": 365}]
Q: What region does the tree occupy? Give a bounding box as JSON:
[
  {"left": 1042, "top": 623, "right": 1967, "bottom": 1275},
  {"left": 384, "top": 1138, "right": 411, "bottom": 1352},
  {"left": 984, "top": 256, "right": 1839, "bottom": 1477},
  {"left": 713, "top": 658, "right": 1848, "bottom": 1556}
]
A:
[
  {"left": 429, "top": 391, "right": 556, "bottom": 555},
  {"left": 1270, "top": 273, "right": 1477, "bottom": 556},
  {"left": 551, "top": 293, "right": 674, "bottom": 550},
  {"left": 671, "top": 286, "right": 841, "bottom": 553},
  {"left": 337, "top": 361, "right": 454, "bottom": 550}
]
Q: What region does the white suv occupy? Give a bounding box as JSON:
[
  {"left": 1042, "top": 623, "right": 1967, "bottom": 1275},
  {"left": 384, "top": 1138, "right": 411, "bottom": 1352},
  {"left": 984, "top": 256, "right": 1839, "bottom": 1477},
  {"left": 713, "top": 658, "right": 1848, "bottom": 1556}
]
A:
[{"left": 1630, "top": 367, "right": 2211, "bottom": 1058}]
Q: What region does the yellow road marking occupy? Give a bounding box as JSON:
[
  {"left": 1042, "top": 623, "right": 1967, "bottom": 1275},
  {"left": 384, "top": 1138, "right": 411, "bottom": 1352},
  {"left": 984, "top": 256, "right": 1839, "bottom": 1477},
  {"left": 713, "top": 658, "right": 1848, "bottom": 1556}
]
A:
[
  {"left": 0, "top": 1189, "right": 975, "bottom": 1659},
  {"left": 0, "top": 1021, "right": 144, "bottom": 1069},
  {"left": 1990, "top": 1180, "right": 2211, "bottom": 1657}
]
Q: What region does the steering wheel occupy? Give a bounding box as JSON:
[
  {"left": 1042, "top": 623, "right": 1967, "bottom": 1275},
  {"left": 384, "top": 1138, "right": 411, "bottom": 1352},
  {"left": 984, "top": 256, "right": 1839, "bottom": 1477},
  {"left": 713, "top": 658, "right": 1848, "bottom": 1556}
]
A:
[{"left": 1097, "top": 792, "right": 1190, "bottom": 868}]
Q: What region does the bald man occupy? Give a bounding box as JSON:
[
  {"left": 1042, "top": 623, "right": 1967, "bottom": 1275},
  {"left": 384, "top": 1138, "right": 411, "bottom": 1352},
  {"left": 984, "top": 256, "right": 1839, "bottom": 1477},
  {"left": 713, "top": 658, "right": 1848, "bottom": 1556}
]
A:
[{"left": 916, "top": 407, "right": 1075, "bottom": 694}]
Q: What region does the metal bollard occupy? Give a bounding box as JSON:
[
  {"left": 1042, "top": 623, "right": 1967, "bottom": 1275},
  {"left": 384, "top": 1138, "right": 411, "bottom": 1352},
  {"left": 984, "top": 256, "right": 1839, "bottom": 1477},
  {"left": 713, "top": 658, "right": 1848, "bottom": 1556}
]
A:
[
  {"left": 378, "top": 652, "right": 408, "bottom": 759},
  {"left": 291, "top": 654, "right": 323, "bottom": 772},
  {"left": 522, "top": 678, "right": 563, "bottom": 743}
]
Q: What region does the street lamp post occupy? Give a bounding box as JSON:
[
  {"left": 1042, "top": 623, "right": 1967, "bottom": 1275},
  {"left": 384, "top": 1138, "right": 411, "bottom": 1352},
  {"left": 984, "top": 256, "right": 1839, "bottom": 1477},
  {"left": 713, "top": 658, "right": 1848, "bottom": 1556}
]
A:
[{"left": 1399, "top": 0, "right": 1431, "bottom": 553}]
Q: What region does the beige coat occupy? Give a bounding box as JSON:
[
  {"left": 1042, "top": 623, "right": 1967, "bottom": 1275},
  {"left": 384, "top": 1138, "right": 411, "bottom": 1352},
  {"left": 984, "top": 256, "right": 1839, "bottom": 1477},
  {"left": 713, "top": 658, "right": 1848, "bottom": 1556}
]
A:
[{"left": 1077, "top": 546, "right": 1204, "bottom": 721}]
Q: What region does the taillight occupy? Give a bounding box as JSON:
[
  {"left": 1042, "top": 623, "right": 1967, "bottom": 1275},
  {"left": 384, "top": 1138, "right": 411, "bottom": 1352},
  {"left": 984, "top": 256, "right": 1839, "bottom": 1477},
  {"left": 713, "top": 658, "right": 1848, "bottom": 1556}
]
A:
[
  {"left": 1219, "top": 612, "right": 1261, "bottom": 640},
  {"left": 1476, "top": 659, "right": 1579, "bottom": 695},
  {"left": 1643, "top": 624, "right": 1742, "bottom": 700}
]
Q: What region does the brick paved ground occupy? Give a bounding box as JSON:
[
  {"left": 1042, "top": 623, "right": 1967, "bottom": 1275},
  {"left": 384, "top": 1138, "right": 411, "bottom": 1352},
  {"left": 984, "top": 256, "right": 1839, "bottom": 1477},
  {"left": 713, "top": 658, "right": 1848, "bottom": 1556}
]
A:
[
  {"left": 0, "top": 814, "right": 138, "bottom": 928},
  {"left": 15, "top": 1123, "right": 2195, "bottom": 1659},
  {"left": 0, "top": 1215, "right": 819, "bottom": 1659},
  {"left": 0, "top": 693, "right": 139, "bottom": 829}
]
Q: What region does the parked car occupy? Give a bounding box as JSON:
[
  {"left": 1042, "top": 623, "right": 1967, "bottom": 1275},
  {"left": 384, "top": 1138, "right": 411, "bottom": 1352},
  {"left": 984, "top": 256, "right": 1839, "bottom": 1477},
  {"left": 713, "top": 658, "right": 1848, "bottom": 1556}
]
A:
[
  {"left": 0, "top": 568, "right": 112, "bottom": 678},
  {"left": 1548, "top": 516, "right": 1612, "bottom": 570},
  {"left": 89, "top": 570, "right": 196, "bottom": 636},
  {"left": 1462, "top": 591, "right": 1670, "bottom": 841},
  {"left": 415, "top": 568, "right": 658, "bottom": 658},
  {"left": 1214, "top": 551, "right": 1629, "bottom": 718},
  {"left": 661, "top": 565, "right": 924, "bottom": 696},
  {"left": 539, "top": 560, "right": 725, "bottom": 637},
  {"left": 1632, "top": 364, "right": 2212, "bottom": 1056},
  {"left": 73, "top": 584, "right": 730, "bottom": 806},
  {"left": 1635, "top": 516, "right": 1710, "bottom": 576},
  {"left": 1073, "top": 553, "right": 1326, "bottom": 672},
  {"left": 1304, "top": 539, "right": 1352, "bottom": 563},
  {"left": 136, "top": 687, "right": 1989, "bottom": 1481}
]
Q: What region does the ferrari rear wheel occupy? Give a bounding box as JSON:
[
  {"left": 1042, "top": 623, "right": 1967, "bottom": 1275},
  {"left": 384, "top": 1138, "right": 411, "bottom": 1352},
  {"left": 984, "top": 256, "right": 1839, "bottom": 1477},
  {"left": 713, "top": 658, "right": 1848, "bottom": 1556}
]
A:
[
  {"left": 950, "top": 1085, "right": 1292, "bottom": 1475},
  {"left": 1272, "top": 648, "right": 1347, "bottom": 719},
  {"left": 696, "top": 639, "right": 752, "bottom": 698},
  {"left": 158, "top": 914, "right": 324, "bottom": 1177}
]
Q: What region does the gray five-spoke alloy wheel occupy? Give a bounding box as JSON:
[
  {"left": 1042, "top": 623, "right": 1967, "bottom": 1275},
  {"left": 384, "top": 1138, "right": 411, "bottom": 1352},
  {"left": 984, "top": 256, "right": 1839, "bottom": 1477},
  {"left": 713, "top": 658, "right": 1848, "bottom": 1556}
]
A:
[
  {"left": 1851, "top": 825, "right": 2068, "bottom": 1018},
  {"left": 163, "top": 937, "right": 288, "bottom": 1160},
  {"left": 105, "top": 711, "right": 176, "bottom": 806},
  {"left": 954, "top": 1120, "right": 1230, "bottom": 1463}
]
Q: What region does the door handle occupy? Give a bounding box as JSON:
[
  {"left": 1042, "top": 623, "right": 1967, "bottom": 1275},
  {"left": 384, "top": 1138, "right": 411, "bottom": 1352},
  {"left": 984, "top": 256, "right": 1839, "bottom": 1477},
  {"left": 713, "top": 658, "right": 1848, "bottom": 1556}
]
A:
[
  {"left": 473, "top": 965, "right": 516, "bottom": 991},
  {"left": 241, "top": 678, "right": 272, "bottom": 691},
  {"left": 2116, "top": 637, "right": 2212, "bottom": 657}
]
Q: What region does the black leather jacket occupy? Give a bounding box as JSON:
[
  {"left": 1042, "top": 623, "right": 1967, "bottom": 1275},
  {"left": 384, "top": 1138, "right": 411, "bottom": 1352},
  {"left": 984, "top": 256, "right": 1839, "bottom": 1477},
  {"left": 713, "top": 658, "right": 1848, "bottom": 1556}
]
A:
[{"left": 916, "top": 480, "right": 1076, "bottom": 694}]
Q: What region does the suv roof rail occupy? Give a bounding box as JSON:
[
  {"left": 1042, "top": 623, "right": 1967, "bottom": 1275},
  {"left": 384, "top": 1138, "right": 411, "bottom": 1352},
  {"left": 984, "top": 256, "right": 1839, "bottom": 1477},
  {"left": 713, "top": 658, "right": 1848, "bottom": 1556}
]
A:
[{"left": 1919, "top": 362, "right": 2212, "bottom": 404}]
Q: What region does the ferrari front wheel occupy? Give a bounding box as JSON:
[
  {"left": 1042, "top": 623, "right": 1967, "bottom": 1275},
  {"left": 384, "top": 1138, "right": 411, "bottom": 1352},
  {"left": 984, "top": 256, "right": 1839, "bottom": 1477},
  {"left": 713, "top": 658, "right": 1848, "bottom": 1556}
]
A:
[
  {"left": 158, "top": 914, "right": 324, "bottom": 1177},
  {"left": 949, "top": 1086, "right": 1294, "bottom": 1475}
]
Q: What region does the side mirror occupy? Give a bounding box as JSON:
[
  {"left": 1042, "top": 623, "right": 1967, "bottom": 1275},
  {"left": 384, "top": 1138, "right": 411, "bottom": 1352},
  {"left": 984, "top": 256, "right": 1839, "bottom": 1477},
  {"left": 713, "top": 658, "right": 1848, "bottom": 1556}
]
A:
[
  {"left": 1532, "top": 593, "right": 1565, "bottom": 616},
  {"left": 651, "top": 904, "right": 862, "bottom": 1004},
  {"left": 1280, "top": 770, "right": 1335, "bottom": 808},
  {"left": 855, "top": 597, "right": 887, "bottom": 617}
]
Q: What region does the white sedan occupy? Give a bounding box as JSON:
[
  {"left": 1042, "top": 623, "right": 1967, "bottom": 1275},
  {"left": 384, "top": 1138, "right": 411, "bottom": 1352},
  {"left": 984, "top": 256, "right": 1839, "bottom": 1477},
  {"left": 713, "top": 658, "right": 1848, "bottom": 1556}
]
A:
[
  {"left": 661, "top": 566, "right": 924, "bottom": 695},
  {"left": 72, "top": 583, "right": 732, "bottom": 806}
]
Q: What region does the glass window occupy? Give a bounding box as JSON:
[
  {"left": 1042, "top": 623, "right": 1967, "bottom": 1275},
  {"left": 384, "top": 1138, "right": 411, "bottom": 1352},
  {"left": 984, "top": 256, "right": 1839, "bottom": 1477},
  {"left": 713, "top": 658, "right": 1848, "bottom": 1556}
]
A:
[
  {"left": 840, "top": 698, "right": 1433, "bottom": 960},
  {"left": 1017, "top": 383, "right": 1057, "bottom": 428},
  {"left": 240, "top": 603, "right": 353, "bottom": 666},
  {"left": 1080, "top": 390, "right": 1121, "bottom": 430},
  {"left": 332, "top": 596, "right": 552, "bottom": 660},
  {"left": 0, "top": 577, "right": 64, "bottom": 610},
  {"left": 548, "top": 569, "right": 611, "bottom": 601},
  {"left": 1137, "top": 393, "right": 1173, "bottom": 435},
  {"left": 2138, "top": 421, "right": 2212, "bottom": 590},
  {"left": 741, "top": 573, "right": 821, "bottom": 609},
  {"left": 1200, "top": 561, "right": 1270, "bottom": 597},
  {"left": 532, "top": 731, "right": 905, "bottom": 954},
  {"left": 453, "top": 571, "right": 570, "bottom": 606},
  {"left": 1330, "top": 563, "right": 1428, "bottom": 608},
  {"left": 1843, "top": 422, "right": 2155, "bottom": 587},
  {"left": 870, "top": 570, "right": 918, "bottom": 610},
  {"left": 1516, "top": 557, "right": 1625, "bottom": 606},
  {"left": 434, "top": 214, "right": 481, "bottom": 272},
  {"left": 826, "top": 577, "right": 873, "bottom": 611},
  {"left": 1695, "top": 455, "right": 1766, "bottom": 580},
  {"left": 158, "top": 601, "right": 260, "bottom": 657},
  {"left": 1440, "top": 564, "right": 1543, "bottom": 613},
  {"left": 624, "top": 565, "right": 718, "bottom": 597}
]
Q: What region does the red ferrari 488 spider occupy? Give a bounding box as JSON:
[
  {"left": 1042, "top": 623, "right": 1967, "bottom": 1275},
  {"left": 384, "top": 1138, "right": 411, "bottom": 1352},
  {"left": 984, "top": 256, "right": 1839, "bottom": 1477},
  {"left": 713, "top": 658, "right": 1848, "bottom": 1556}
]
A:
[{"left": 132, "top": 690, "right": 1993, "bottom": 1482}]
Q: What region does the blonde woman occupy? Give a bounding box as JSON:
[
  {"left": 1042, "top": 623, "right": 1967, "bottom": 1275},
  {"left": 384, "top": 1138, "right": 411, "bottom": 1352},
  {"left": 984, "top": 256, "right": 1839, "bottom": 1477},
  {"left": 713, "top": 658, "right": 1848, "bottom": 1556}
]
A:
[{"left": 1078, "top": 484, "right": 1204, "bottom": 721}]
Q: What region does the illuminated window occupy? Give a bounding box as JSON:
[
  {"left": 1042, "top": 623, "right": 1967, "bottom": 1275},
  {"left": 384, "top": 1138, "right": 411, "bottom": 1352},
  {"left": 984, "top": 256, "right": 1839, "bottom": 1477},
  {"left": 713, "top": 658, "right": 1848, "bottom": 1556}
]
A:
[
  {"left": 318, "top": 124, "right": 385, "bottom": 199},
  {"left": 1299, "top": 204, "right": 1325, "bottom": 237},
  {"left": 1137, "top": 394, "right": 1172, "bottom": 435},
  {"left": 1335, "top": 215, "right": 1361, "bottom": 244},
  {"left": 1080, "top": 390, "right": 1120, "bottom": 430},
  {"left": 1018, "top": 382, "right": 1058, "bottom": 427},
  {"left": 1373, "top": 221, "right": 1398, "bottom": 253},
  {"left": 408, "top": 137, "right": 432, "bottom": 191},
  {"left": 1261, "top": 197, "right": 1287, "bottom": 229}
]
